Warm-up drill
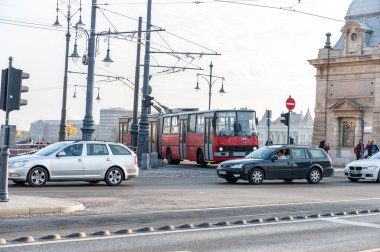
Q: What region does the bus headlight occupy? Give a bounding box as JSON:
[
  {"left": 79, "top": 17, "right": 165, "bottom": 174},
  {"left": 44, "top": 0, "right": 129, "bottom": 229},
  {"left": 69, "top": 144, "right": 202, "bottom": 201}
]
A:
[
  {"left": 219, "top": 147, "right": 224, "bottom": 152},
  {"left": 253, "top": 146, "right": 257, "bottom": 151}
]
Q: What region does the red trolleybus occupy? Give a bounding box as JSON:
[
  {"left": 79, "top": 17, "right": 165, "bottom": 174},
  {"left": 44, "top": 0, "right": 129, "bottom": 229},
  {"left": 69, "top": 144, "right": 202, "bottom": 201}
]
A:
[{"left": 118, "top": 108, "right": 259, "bottom": 165}]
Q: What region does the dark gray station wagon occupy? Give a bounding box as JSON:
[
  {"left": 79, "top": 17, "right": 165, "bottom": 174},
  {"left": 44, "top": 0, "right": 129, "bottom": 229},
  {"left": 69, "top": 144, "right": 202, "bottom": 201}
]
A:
[{"left": 217, "top": 145, "right": 334, "bottom": 184}]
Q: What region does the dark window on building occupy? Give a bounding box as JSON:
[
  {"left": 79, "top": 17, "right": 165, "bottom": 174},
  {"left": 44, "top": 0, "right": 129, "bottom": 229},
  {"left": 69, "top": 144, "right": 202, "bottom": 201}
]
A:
[{"left": 342, "top": 120, "right": 355, "bottom": 147}]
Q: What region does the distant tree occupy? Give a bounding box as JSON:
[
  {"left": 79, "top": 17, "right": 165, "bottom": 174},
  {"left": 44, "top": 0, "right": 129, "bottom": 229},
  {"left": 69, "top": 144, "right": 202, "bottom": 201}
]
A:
[{"left": 67, "top": 121, "right": 78, "bottom": 138}]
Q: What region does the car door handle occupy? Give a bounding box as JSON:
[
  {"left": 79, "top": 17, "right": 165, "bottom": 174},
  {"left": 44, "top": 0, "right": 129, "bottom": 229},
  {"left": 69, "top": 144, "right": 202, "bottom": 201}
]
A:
[
  {"left": 77, "top": 159, "right": 82, "bottom": 162},
  {"left": 106, "top": 158, "right": 110, "bottom": 161}
]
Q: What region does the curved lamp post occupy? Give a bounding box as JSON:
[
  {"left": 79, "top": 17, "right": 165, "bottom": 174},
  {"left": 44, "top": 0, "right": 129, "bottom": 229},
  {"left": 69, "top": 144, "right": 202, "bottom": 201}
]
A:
[
  {"left": 195, "top": 62, "right": 226, "bottom": 110},
  {"left": 53, "top": 0, "right": 85, "bottom": 142}
]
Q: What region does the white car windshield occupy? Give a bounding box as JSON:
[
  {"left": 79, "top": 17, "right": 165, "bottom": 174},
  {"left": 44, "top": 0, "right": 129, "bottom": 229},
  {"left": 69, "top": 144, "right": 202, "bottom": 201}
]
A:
[{"left": 34, "top": 142, "right": 71, "bottom": 156}]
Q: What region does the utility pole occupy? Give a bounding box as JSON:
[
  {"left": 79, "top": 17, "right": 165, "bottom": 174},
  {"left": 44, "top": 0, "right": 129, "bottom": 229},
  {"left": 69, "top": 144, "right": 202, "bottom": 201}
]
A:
[
  {"left": 267, "top": 110, "right": 272, "bottom": 143},
  {"left": 81, "top": 0, "right": 97, "bottom": 140},
  {"left": 137, "top": 0, "right": 152, "bottom": 165},
  {"left": 130, "top": 17, "right": 143, "bottom": 149},
  {"left": 208, "top": 62, "right": 213, "bottom": 110}
]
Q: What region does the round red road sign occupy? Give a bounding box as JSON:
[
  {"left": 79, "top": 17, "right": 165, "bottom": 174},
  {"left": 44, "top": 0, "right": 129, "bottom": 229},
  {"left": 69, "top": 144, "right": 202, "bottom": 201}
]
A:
[{"left": 286, "top": 97, "right": 296, "bottom": 110}]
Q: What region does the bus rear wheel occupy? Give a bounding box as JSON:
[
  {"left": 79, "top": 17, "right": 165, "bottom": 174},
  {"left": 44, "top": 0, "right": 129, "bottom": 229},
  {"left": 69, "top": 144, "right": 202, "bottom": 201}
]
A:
[
  {"left": 166, "top": 149, "right": 180, "bottom": 165},
  {"left": 197, "top": 150, "right": 207, "bottom": 167}
]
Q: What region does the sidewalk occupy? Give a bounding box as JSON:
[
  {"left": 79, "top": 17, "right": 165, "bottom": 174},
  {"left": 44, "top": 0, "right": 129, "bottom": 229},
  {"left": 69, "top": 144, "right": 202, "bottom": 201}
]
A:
[{"left": 0, "top": 196, "right": 84, "bottom": 217}]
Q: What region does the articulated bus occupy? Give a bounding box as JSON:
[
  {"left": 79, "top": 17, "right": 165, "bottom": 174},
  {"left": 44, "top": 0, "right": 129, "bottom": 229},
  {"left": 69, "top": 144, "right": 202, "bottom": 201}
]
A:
[{"left": 118, "top": 108, "right": 259, "bottom": 165}]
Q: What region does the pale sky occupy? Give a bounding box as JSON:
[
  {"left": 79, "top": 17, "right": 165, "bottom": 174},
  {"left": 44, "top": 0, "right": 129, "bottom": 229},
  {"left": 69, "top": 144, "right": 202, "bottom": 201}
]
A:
[{"left": 0, "top": 0, "right": 352, "bottom": 131}]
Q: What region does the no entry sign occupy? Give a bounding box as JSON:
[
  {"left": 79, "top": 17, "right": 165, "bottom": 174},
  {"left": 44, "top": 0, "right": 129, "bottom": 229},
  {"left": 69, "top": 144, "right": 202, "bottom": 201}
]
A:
[{"left": 286, "top": 97, "right": 295, "bottom": 111}]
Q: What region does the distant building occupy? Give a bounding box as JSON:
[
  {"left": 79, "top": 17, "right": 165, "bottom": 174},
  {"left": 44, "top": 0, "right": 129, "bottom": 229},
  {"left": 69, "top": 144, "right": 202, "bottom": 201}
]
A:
[
  {"left": 97, "top": 108, "right": 132, "bottom": 141},
  {"left": 29, "top": 120, "right": 85, "bottom": 143},
  {"left": 257, "top": 109, "right": 314, "bottom": 147}
]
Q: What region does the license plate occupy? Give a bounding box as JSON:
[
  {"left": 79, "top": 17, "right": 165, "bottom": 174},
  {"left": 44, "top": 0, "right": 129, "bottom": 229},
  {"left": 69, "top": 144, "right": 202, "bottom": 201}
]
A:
[
  {"left": 350, "top": 170, "right": 361, "bottom": 174},
  {"left": 218, "top": 171, "right": 226, "bottom": 175}
]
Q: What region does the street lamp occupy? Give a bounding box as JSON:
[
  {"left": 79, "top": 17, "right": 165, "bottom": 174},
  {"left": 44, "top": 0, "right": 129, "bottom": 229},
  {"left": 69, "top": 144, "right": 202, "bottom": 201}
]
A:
[
  {"left": 70, "top": 24, "right": 113, "bottom": 68},
  {"left": 195, "top": 62, "right": 226, "bottom": 110},
  {"left": 53, "top": 0, "right": 84, "bottom": 142},
  {"left": 73, "top": 84, "right": 101, "bottom": 102}
]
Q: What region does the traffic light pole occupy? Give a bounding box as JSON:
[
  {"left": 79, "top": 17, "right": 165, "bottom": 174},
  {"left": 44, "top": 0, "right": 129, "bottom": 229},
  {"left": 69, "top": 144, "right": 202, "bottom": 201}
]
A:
[
  {"left": 137, "top": 0, "right": 152, "bottom": 166},
  {"left": 287, "top": 110, "right": 290, "bottom": 145},
  {"left": 130, "top": 17, "right": 143, "bottom": 149},
  {"left": 0, "top": 57, "right": 13, "bottom": 202}
]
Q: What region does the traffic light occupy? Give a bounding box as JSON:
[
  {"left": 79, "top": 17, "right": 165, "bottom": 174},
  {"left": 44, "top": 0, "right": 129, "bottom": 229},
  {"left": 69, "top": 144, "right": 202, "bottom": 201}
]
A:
[
  {"left": 0, "top": 67, "right": 29, "bottom": 111},
  {"left": 289, "top": 137, "right": 294, "bottom": 145},
  {"left": 280, "top": 112, "right": 289, "bottom": 126},
  {"left": 143, "top": 95, "right": 154, "bottom": 107}
]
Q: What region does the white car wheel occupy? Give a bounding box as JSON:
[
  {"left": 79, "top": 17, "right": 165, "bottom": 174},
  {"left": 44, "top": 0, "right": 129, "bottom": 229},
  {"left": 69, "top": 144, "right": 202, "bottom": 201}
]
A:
[
  {"left": 105, "top": 167, "right": 123, "bottom": 186},
  {"left": 28, "top": 167, "right": 48, "bottom": 187}
]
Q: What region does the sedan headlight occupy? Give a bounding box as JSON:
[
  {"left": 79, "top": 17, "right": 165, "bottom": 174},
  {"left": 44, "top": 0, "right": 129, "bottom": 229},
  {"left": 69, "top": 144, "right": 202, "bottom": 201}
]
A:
[
  {"left": 229, "top": 163, "right": 244, "bottom": 169},
  {"left": 364, "top": 165, "right": 378, "bottom": 171},
  {"left": 9, "top": 160, "right": 28, "bottom": 168}
]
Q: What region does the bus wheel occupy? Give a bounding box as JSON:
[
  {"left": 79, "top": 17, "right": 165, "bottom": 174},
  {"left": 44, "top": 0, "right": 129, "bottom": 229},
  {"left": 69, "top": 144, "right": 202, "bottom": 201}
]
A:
[
  {"left": 166, "top": 149, "right": 180, "bottom": 165},
  {"left": 197, "top": 151, "right": 207, "bottom": 167}
]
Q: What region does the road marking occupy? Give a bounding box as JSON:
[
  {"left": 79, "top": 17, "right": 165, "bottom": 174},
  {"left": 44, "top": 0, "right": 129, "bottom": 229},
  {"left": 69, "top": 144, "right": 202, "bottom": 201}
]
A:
[
  {"left": 2, "top": 213, "right": 380, "bottom": 249},
  {"left": 325, "top": 218, "right": 380, "bottom": 229},
  {"left": 359, "top": 249, "right": 380, "bottom": 252}
]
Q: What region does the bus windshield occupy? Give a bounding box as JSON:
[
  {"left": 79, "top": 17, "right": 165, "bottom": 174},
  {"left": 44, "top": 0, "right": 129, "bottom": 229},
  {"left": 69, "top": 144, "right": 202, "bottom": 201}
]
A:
[{"left": 215, "top": 111, "right": 257, "bottom": 136}]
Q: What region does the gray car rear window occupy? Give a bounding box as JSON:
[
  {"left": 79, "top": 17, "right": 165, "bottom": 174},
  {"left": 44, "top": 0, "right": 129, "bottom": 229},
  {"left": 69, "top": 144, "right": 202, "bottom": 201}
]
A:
[{"left": 308, "top": 149, "right": 326, "bottom": 158}]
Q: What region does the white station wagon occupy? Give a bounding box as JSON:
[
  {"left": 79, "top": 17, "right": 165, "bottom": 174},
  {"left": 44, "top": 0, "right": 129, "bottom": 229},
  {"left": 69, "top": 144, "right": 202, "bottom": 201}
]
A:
[{"left": 8, "top": 141, "right": 139, "bottom": 187}]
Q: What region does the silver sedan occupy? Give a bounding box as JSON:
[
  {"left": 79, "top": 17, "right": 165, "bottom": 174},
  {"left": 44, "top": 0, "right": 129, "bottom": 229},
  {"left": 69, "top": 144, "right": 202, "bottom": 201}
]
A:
[{"left": 8, "top": 141, "right": 139, "bottom": 186}]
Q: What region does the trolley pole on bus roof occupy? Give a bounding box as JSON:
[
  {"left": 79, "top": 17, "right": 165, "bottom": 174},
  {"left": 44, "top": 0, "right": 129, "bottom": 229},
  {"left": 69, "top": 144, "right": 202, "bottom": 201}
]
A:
[{"left": 137, "top": 0, "right": 152, "bottom": 166}]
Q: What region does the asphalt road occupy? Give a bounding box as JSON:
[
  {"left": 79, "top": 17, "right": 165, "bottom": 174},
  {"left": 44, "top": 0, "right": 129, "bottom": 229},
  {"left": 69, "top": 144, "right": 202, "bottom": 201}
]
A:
[
  {"left": 1, "top": 214, "right": 380, "bottom": 252},
  {"left": 1, "top": 165, "right": 380, "bottom": 251}
]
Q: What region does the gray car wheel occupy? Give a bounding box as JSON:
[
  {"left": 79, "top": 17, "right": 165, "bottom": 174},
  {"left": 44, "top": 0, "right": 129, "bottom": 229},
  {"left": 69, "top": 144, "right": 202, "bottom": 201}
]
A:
[
  {"left": 307, "top": 168, "right": 321, "bottom": 184},
  {"left": 105, "top": 167, "right": 123, "bottom": 186},
  {"left": 248, "top": 168, "right": 264, "bottom": 185},
  {"left": 27, "top": 167, "right": 48, "bottom": 187}
]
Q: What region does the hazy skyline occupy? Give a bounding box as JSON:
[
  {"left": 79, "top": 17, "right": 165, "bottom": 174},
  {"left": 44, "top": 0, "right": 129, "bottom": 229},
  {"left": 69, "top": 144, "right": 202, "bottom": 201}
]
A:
[{"left": 0, "top": 0, "right": 352, "bottom": 131}]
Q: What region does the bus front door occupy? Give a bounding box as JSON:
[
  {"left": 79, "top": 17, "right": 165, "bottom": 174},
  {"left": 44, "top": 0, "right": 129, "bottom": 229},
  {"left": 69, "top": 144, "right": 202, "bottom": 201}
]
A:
[
  {"left": 179, "top": 119, "right": 187, "bottom": 159},
  {"left": 204, "top": 118, "right": 213, "bottom": 161}
]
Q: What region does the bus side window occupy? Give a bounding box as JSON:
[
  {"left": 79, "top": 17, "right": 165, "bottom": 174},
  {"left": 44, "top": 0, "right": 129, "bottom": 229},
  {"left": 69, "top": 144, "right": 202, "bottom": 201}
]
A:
[
  {"left": 163, "top": 117, "right": 171, "bottom": 134},
  {"left": 189, "top": 114, "right": 196, "bottom": 133},
  {"left": 171, "top": 116, "right": 179, "bottom": 134},
  {"left": 196, "top": 114, "right": 204, "bottom": 133}
]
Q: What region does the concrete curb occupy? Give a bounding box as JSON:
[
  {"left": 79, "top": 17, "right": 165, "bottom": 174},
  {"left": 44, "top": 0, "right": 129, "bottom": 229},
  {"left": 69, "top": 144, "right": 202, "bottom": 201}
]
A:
[{"left": 0, "top": 196, "right": 84, "bottom": 217}]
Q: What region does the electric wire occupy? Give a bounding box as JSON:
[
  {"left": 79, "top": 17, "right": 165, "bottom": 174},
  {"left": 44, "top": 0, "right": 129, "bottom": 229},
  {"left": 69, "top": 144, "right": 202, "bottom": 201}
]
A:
[
  {"left": 98, "top": 7, "right": 119, "bottom": 32},
  {"left": 213, "top": 0, "right": 345, "bottom": 22}
]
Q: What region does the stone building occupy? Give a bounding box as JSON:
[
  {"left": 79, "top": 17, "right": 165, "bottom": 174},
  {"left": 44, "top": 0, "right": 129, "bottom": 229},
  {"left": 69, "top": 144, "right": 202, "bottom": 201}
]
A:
[
  {"left": 29, "top": 120, "right": 85, "bottom": 143},
  {"left": 97, "top": 108, "right": 132, "bottom": 141},
  {"left": 309, "top": 0, "right": 380, "bottom": 166},
  {"left": 257, "top": 109, "right": 314, "bottom": 147}
]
